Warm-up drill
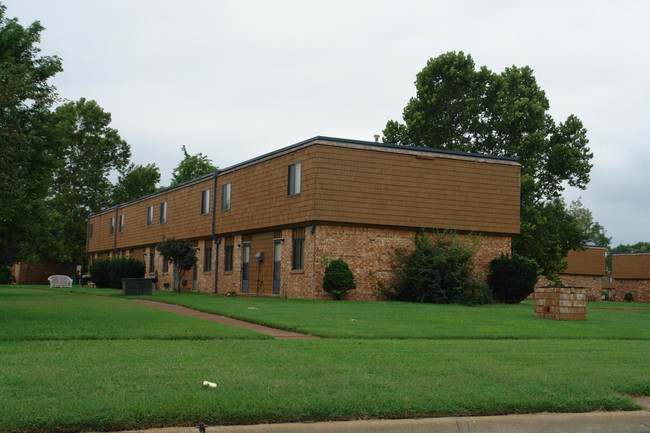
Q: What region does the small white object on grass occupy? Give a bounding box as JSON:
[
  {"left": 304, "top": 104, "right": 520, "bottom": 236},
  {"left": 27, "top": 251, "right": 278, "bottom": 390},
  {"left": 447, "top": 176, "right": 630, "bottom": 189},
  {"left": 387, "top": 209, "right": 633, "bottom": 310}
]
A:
[
  {"left": 247, "top": 306, "right": 258, "bottom": 310},
  {"left": 203, "top": 381, "right": 217, "bottom": 389}
]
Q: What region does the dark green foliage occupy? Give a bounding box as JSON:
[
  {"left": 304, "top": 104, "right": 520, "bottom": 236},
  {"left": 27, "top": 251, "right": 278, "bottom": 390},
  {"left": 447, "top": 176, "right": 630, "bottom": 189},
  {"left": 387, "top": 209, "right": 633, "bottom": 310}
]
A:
[
  {"left": 0, "top": 4, "right": 63, "bottom": 265},
  {"left": 169, "top": 145, "right": 217, "bottom": 186},
  {"left": 322, "top": 258, "right": 356, "bottom": 300},
  {"left": 390, "top": 230, "right": 491, "bottom": 305},
  {"left": 383, "top": 51, "right": 595, "bottom": 279},
  {"left": 624, "top": 292, "right": 634, "bottom": 302},
  {"left": 488, "top": 254, "right": 539, "bottom": 304},
  {"left": 89, "top": 257, "right": 145, "bottom": 289},
  {"left": 156, "top": 238, "right": 197, "bottom": 291},
  {"left": 0, "top": 265, "right": 13, "bottom": 283},
  {"left": 112, "top": 163, "right": 161, "bottom": 205}
]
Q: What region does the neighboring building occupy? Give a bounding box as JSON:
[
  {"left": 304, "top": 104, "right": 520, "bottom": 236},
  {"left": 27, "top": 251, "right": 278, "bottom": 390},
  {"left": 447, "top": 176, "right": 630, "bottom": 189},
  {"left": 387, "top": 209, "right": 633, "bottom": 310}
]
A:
[
  {"left": 610, "top": 253, "right": 650, "bottom": 302},
  {"left": 86, "top": 136, "right": 521, "bottom": 300},
  {"left": 11, "top": 261, "right": 78, "bottom": 285},
  {"left": 536, "top": 247, "right": 607, "bottom": 301}
]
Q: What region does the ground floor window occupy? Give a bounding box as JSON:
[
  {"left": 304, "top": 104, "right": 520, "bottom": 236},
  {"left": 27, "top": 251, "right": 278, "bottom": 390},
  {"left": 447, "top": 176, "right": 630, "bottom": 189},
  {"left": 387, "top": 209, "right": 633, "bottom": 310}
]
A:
[
  {"left": 224, "top": 237, "right": 234, "bottom": 272},
  {"left": 204, "top": 246, "right": 212, "bottom": 272},
  {"left": 292, "top": 227, "right": 305, "bottom": 270}
]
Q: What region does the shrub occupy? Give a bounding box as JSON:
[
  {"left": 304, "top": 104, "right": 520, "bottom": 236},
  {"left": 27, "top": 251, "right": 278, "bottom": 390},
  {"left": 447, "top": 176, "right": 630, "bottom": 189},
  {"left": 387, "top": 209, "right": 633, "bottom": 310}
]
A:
[
  {"left": 487, "top": 253, "right": 538, "bottom": 304},
  {"left": 89, "top": 257, "right": 145, "bottom": 289},
  {"left": 390, "top": 230, "right": 490, "bottom": 305},
  {"left": 624, "top": 292, "right": 634, "bottom": 302},
  {"left": 323, "top": 258, "right": 356, "bottom": 300},
  {"left": 0, "top": 265, "right": 13, "bottom": 284}
]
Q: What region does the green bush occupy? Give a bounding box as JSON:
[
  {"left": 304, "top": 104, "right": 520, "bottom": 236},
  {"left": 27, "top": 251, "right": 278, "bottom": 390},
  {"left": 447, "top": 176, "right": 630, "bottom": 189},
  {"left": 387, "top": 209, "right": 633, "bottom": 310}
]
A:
[
  {"left": 323, "top": 258, "right": 356, "bottom": 300},
  {"left": 390, "top": 230, "right": 490, "bottom": 305},
  {"left": 89, "top": 257, "right": 145, "bottom": 289},
  {"left": 0, "top": 265, "right": 13, "bottom": 284},
  {"left": 487, "top": 253, "right": 538, "bottom": 304},
  {"left": 624, "top": 292, "right": 634, "bottom": 302}
]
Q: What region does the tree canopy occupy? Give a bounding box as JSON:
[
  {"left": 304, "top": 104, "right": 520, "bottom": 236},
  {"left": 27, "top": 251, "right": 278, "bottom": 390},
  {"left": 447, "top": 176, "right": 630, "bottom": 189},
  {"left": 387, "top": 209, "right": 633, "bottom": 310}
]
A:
[
  {"left": 383, "top": 51, "right": 595, "bottom": 279},
  {"left": 45, "top": 98, "right": 131, "bottom": 263},
  {"left": 112, "top": 163, "right": 161, "bottom": 205},
  {"left": 156, "top": 238, "right": 197, "bottom": 292},
  {"left": 0, "top": 4, "right": 62, "bottom": 265},
  {"left": 170, "top": 145, "right": 217, "bottom": 186}
]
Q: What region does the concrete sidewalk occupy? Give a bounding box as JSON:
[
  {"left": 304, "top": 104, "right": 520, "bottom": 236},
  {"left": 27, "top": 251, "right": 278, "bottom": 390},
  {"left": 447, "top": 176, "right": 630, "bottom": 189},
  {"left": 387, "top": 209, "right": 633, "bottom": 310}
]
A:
[{"left": 102, "top": 411, "right": 650, "bottom": 433}]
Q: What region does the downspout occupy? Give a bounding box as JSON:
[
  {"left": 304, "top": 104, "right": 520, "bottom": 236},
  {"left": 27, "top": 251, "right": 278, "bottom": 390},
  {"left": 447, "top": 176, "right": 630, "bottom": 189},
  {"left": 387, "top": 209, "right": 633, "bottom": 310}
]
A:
[
  {"left": 211, "top": 171, "right": 219, "bottom": 293},
  {"left": 86, "top": 215, "right": 91, "bottom": 273},
  {"left": 311, "top": 225, "right": 316, "bottom": 299},
  {"left": 113, "top": 205, "right": 120, "bottom": 255}
]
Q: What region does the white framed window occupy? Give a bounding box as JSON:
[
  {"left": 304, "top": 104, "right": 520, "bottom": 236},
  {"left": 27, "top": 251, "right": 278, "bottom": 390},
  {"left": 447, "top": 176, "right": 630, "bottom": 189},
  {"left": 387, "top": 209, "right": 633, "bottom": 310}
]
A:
[
  {"left": 109, "top": 217, "right": 115, "bottom": 234},
  {"left": 89, "top": 223, "right": 94, "bottom": 239},
  {"left": 119, "top": 214, "right": 125, "bottom": 233},
  {"left": 147, "top": 205, "right": 154, "bottom": 226},
  {"left": 288, "top": 162, "right": 301, "bottom": 196},
  {"left": 160, "top": 201, "right": 167, "bottom": 224},
  {"left": 201, "top": 189, "right": 210, "bottom": 214},
  {"left": 221, "top": 183, "right": 231, "bottom": 211}
]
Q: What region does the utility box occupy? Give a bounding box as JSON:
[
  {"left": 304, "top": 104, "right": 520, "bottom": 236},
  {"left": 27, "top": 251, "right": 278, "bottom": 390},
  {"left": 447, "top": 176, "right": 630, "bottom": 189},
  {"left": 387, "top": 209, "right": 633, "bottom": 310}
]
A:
[{"left": 122, "top": 278, "right": 153, "bottom": 296}]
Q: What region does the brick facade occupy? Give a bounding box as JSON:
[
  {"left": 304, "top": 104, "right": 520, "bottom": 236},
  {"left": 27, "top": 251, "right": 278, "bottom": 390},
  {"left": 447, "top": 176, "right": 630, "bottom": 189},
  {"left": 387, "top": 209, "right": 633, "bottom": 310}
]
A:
[
  {"left": 87, "top": 137, "right": 520, "bottom": 300},
  {"left": 611, "top": 280, "right": 650, "bottom": 303},
  {"left": 536, "top": 275, "right": 603, "bottom": 302}
]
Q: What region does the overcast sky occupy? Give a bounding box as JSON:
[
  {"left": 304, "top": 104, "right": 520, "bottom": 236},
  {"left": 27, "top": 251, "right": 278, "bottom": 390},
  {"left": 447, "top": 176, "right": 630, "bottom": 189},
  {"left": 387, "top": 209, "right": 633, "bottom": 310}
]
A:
[{"left": 4, "top": 0, "right": 649, "bottom": 247}]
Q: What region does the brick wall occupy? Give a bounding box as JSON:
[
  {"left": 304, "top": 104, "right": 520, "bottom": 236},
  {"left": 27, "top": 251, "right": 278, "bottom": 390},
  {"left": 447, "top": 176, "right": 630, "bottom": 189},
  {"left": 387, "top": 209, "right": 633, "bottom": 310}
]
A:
[
  {"left": 534, "top": 287, "right": 586, "bottom": 321},
  {"left": 205, "top": 225, "right": 511, "bottom": 300},
  {"left": 287, "top": 225, "right": 512, "bottom": 301},
  {"left": 536, "top": 275, "right": 603, "bottom": 301},
  {"left": 611, "top": 280, "right": 650, "bottom": 303}
]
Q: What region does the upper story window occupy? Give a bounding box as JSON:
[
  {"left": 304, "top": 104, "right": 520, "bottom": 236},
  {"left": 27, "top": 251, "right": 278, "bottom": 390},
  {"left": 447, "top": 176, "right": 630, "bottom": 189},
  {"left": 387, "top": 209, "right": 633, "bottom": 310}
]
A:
[
  {"left": 221, "top": 183, "right": 231, "bottom": 211},
  {"left": 119, "top": 214, "right": 125, "bottom": 233},
  {"left": 147, "top": 205, "right": 154, "bottom": 226},
  {"left": 288, "top": 162, "right": 301, "bottom": 196},
  {"left": 89, "top": 223, "right": 94, "bottom": 239},
  {"left": 201, "top": 189, "right": 210, "bottom": 214},
  {"left": 160, "top": 202, "right": 167, "bottom": 224},
  {"left": 109, "top": 217, "right": 115, "bottom": 234}
]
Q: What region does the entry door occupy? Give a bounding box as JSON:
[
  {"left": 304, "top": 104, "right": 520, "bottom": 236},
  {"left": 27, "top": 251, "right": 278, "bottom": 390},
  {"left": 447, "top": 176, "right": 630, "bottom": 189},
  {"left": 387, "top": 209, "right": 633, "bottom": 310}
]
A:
[
  {"left": 272, "top": 240, "right": 282, "bottom": 294},
  {"left": 241, "top": 243, "right": 251, "bottom": 293}
]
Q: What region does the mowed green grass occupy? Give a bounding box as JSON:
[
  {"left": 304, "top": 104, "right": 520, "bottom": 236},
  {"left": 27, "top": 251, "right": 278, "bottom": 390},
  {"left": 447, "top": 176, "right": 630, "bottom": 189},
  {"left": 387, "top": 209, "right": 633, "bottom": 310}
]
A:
[
  {"left": 0, "top": 287, "right": 267, "bottom": 340},
  {"left": 1, "top": 286, "right": 649, "bottom": 433},
  {"left": 121, "top": 290, "right": 650, "bottom": 340}
]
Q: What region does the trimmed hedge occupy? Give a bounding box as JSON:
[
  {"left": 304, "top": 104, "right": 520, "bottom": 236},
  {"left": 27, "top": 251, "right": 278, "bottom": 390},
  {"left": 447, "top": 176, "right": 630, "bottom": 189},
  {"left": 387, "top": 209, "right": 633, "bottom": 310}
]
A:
[
  {"left": 89, "top": 257, "right": 145, "bottom": 289},
  {"left": 323, "top": 258, "right": 356, "bottom": 300},
  {"left": 488, "top": 253, "right": 538, "bottom": 304}
]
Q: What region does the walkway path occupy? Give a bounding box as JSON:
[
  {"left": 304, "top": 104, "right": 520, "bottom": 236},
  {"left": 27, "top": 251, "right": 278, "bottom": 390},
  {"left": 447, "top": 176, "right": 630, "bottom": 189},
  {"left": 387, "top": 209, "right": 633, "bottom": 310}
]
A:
[{"left": 129, "top": 299, "right": 320, "bottom": 340}]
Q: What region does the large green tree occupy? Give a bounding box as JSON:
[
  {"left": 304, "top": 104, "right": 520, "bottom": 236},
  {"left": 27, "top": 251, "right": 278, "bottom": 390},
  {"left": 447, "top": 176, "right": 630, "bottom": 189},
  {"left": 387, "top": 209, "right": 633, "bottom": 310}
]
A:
[
  {"left": 384, "top": 51, "right": 593, "bottom": 279},
  {"left": 112, "top": 163, "right": 161, "bottom": 205},
  {"left": 0, "top": 4, "right": 62, "bottom": 265},
  {"left": 47, "top": 98, "right": 131, "bottom": 263},
  {"left": 169, "top": 145, "right": 217, "bottom": 186}
]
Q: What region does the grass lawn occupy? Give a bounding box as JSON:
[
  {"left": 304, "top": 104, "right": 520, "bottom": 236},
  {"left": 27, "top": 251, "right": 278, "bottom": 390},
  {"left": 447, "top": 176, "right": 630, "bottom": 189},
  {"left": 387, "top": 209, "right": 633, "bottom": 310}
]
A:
[
  {"left": 1, "top": 285, "right": 649, "bottom": 433},
  {"left": 0, "top": 287, "right": 267, "bottom": 340},
  {"left": 124, "top": 291, "right": 650, "bottom": 340}
]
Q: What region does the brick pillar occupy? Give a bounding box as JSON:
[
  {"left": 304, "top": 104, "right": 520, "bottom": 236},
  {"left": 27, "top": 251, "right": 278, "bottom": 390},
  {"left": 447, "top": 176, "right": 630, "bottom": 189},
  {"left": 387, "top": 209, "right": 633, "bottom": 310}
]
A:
[{"left": 534, "top": 287, "right": 586, "bottom": 321}]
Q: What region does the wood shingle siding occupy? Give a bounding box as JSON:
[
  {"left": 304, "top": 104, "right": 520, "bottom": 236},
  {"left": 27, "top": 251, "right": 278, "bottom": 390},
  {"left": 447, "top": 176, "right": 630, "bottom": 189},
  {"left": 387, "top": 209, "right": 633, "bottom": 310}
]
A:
[
  {"left": 86, "top": 136, "right": 520, "bottom": 299},
  {"left": 563, "top": 248, "right": 606, "bottom": 276},
  {"left": 613, "top": 254, "right": 650, "bottom": 279}
]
